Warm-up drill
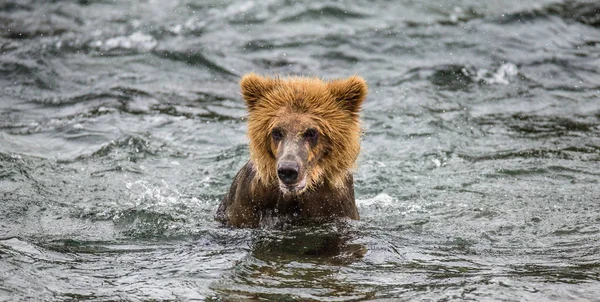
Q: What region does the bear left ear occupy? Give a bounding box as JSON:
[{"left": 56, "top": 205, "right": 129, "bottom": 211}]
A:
[
  {"left": 240, "top": 73, "right": 276, "bottom": 111},
  {"left": 327, "top": 76, "right": 368, "bottom": 114}
]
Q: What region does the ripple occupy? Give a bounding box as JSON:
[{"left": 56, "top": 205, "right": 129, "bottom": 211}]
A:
[
  {"left": 0, "top": 58, "right": 59, "bottom": 90},
  {"left": 31, "top": 91, "right": 121, "bottom": 107},
  {"left": 475, "top": 113, "right": 600, "bottom": 138},
  {"left": 244, "top": 35, "right": 319, "bottom": 51},
  {"left": 493, "top": 1, "right": 600, "bottom": 28},
  {"left": 0, "top": 13, "right": 72, "bottom": 39},
  {"left": 81, "top": 134, "right": 186, "bottom": 163},
  {"left": 152, "top": 49, "right": 237, "bottom": 78},
  {"left": 457, "top": 147, "right": 597, "bottom": 162},
  {"left": 27, "top": 87, "right": 243, "bottom": 122},
  {"left": 278, "top": 5, "right": 368, "bottom": 22}
]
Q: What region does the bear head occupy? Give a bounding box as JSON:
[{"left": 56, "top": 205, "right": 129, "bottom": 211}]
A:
[{"left": 240, "top": 73, "right": 367, "bottom": 195}]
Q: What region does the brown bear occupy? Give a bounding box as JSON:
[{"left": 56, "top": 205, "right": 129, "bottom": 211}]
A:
[{"left": 216, "top": 73, "right": 367, "bottom": 228}]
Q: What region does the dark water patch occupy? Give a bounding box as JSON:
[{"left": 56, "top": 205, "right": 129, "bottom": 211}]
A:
[
  {"left": 429, "top": 65, "right": 473, "bottom": 89},
  {"left": 475, "top": 113, "right": 600, "bottom": 138},
  {"left": 151, "top": 103, "right": 208, "bottom": 118},
  {"left": 44, "top": 239, "right": 121, "bottom": 254},
  {"left": 167, "top": 90, "right": 233, "bottom": 105},
  {"left": 314, "top": 50, "right": 360, "bottom": 64},
  {"left": 392, "top": 63, "right": 521, "bottom": 90},
  {"left": 243, "top": 34, "right": 334, "bottom": 52},
  {"left": 110, "top": 86, "right": 153, "bottom": 98},
  {"left": 0, "top": 2, "right": 32, "bottom": 12},
  {"left": 507, "top": 115, "right": 598, "bottom": 137},
  {"left": 509, "top": 263, "right": 600, "bottom": 283},
  {"left": 278, "top": 5, "right": 367, "bottom": 23},
  {"left": 403, "top": 6, "right": 486, "bottom": 28},
  {"left": 252, "top": 57, "right": 299, "bottom": 69},
  {"left": 31, "top": 91, "right": 121, "bottom": 107},
  {"left": 457, "top": 148, "right": 595, "bottom": 162},
  {"left": 0, "top": 59, "right": 59, "bottom": 90},
  {"left": 495, "top": 167, "right": 550, "bottom": 177},
  {"left": 525, "top": 56, "right": 597, "bottom": 74},
  {"left": 42, "top": 237, "right": 212, "bottom": 255},
  {"left": 0, "top": 40, "right": 21, "bottom": 54},
  {"left": 387, "top": 64, "right": 474, "bottom": 90},
  {"left": 152, "top": 103, "right": 244, "bottom": 121},
  {"left": 583, "top": 39, "right": 600, "bottom": 47},
  {"left": 495, "top": 1, "right": 600, "bottom": 27},
  {"left": 152, "top": 49, "right": 236, "bottom": 78},
  {"left": 110, "top": 86, "right": 159, "bottom": 114},
  {"left": 0, "top": 15, "right": 70, "bottom": 39}
]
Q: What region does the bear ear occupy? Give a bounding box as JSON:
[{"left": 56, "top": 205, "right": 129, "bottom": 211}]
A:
[
  {"left": 327, "top": 76, "right": 368, "bottom": 114},
  {"left": 240, "top": 73, "right": 276, "bottom": 110}
]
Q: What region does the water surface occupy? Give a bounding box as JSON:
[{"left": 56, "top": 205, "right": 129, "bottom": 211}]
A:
[{"left": 1, "top": 0, "right": 599, "bottom": 300}]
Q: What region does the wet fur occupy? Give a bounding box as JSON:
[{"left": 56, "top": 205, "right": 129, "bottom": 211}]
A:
[
  {"left": 216, "top": 74, "right": 367, "bottom": 228},
  {"left": 216, "top": 162, "right": 358, "bottom": 227}
]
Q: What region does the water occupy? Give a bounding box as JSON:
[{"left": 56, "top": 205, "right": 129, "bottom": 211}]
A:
[{"left": 1, "top": 0, "right": 599, "bottom": 300}]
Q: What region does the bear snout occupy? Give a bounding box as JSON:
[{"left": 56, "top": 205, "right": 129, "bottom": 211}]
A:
[{"left": 277, "top": 161, "right": 300, "bottom": 184}]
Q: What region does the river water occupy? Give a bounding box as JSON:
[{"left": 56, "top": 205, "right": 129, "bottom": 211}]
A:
[{"left": 1, "top": 0, "right": 599, "bottom": 300}]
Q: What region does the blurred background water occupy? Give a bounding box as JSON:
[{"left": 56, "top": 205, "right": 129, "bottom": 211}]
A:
[{"left": 1, "top": 0, "right": 599, "bottom": 300}]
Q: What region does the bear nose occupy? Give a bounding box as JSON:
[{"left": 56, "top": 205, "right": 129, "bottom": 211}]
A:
[{"left": 277, "top": 162, "right": 299, "bottom": 184}]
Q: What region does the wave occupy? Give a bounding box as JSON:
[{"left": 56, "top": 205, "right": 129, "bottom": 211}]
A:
[
  {"left": 392, "top": 63, "right": 520, "bottom": 90},
  {"left": 277, "top": 5, "right": 367, "bottom": 23},
  {"left": 73, "top": 179, "right": 217, "bottom": 238},
  {"left": 152, "top": 49, "right": 237, "bottom": 78},
  {"left": 474, "top": 113, "right": 600, "bottom": 138},
  {"left": 0, "top": 58, "right": 59, "bottom": 90},
  {"left": 457, "top": 146, "right": 600, "bottom": 162},
  {"left": 492, "top": 1, "right": 600, "bottom": 27}
]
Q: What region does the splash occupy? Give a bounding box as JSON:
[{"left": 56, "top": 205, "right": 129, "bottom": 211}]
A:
[
  {"left": 91, "top": 32, "right": 158, "bottom": 52},
  {"left": 466, "top": 63, "right": 519, "bottom": 85},
  {"left": 123, "top": 180, "right": 183, "bottom": 213},
  {"left": 357, "top": 193, "right": 423, "bottom": 216}
]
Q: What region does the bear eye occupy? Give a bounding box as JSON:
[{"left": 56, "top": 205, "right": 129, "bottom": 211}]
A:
[
  {"left": 304, "top": 128, "right": 318, "bottom": 143},
  {"left": 271, "top": 128, "right": 284, "bottom": 141}
]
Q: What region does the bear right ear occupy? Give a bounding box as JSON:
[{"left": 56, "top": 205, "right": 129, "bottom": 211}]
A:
[
  {"left": 327, "top": 75, "right": 368, "bottom": 115},
  {"left": 240, "top": 73, "right": 276, "bottom": 110}
]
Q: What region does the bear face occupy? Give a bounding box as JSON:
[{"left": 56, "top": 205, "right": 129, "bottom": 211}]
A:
[{"left": 240, "top": 73, "right": 368, "bottom": 195}]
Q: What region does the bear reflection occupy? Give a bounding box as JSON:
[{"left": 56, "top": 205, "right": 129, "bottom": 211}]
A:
[{"left": 250, "top": 219, "right": 367, "bottom": 264}]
